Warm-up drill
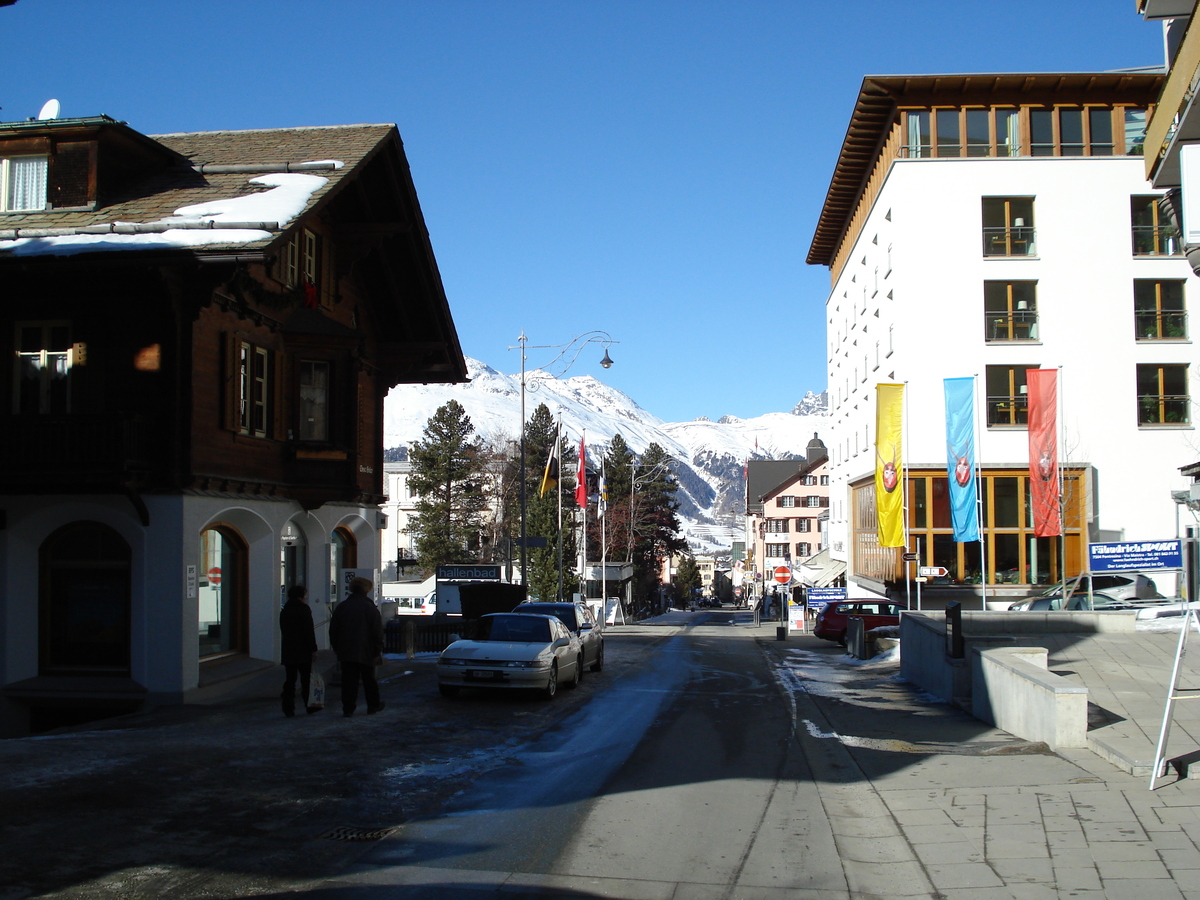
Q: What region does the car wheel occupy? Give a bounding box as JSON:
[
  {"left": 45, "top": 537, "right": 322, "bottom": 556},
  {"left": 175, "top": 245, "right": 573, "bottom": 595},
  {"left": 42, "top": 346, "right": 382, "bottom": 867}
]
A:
[
  {"left": 590, "top": 643, "right": 604, "bottom": 672},
  {"left": 438, "top": 683, "right": 459, "bottom": 698},
  {"left": 541, "top": 663, "right": 558, "bottom": 700},
  {"left": 567, "top": 655, "right": 582, "bottom": 689}
]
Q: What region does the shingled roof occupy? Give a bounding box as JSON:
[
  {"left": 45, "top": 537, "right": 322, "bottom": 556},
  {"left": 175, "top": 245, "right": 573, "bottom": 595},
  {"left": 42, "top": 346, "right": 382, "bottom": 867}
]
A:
[{"left": 0, "top": 123, "right": 398, "bottom": 257}]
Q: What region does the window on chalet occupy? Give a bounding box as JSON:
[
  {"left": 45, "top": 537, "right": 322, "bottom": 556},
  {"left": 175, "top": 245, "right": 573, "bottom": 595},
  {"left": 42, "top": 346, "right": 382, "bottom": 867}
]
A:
[
  {"left": 797, "top": 518, "right": 812, "bottom": 533},
  {"left": 765, "top": 519, "right": 789, "bottom": 533},
  {"left": 765, "top": 543, "right": 788, "bottom": 559},
  {"left": 239, "top": 342, "right": 270, "bottom": 438},
  {"left": 803, "top": 496, "right": 823, "bottom": 508},
  {"left": 796, "top": 543, "right": 811, "bottom": 558},
  {"left": 803, "top": 475, "right": 818, "bottom": 485},
  {"left": 820, "top": 475, "right": 829, "bottom": 485},
  {"left": 1030, "top": 107, "right": 1113, "bottom": 156},
  {"left": 1, "top": 155, "right": 48, "bottom": 212},
  {"left": 298, "top": 360, "right": 330, "bottom": 442},
  {"left": 276, "top": 228, "right": 324, "bottom": 304},
  {"left": 777, "top": 495, "right": 795, "bottom": 508},
  {"left": 15, "top": 321, "right": 71, "bottom": 414}
]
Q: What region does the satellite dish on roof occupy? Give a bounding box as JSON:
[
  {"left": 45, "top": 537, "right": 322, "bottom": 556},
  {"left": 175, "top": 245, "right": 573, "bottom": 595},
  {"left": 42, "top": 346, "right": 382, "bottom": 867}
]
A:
[{"left": 37, "top": 99, "right": 61, "bottom": 121}]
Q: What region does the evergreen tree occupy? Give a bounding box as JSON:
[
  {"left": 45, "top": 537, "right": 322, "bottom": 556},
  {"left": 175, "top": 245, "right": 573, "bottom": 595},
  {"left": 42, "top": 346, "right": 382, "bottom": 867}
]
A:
[
  {"left": 630, "top": 442, "right": 687, "bottom": 613},
  {"left": 407, "top": 400, "right": 489, "bottom": 570},
  {"left": 675, "top": 555, "right": 702, "bottom": 598}
]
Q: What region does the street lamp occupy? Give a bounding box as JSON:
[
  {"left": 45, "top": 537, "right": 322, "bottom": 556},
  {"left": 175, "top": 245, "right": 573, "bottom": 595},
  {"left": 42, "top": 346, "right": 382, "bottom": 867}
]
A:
[{"left": 510, "top": 331, "right": 618, "bottom": 591}]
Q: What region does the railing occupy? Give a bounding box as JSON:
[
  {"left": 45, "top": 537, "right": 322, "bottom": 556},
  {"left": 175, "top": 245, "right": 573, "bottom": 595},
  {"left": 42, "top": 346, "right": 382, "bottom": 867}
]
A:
[
  {"left": 384, "top": 618, "right": 461, "bottom": 656},
  {"left": 1132, "top": 225, "right": 1181, "bottom": 256},
  {"left": 982, "top": 226, "right": 1036, "bottom": 257},
  {"left": 1135, "top": 311, "right": 1188, "bottom": 340},
  {"left": 0, "top": 414, "right": 149, "bottom": 480},
  {"left": 1138, "top": 395, "right": 1191, "bottom": 425},
  {"left": 985, "top": 310, "right": 1039, "bottom": 341},
  {"left": 986, "top": 395, "right": 1029, "bottom": 426}
]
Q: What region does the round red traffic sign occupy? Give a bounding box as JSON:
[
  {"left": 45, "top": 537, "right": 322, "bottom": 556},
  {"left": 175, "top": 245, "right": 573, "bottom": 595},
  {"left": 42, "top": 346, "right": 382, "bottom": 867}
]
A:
[
  {"left": 207, "top": 567, "right": 222, "bottom": 585},
  {"left": 773, "top": 566, "right": 792, "bottom": 585}
]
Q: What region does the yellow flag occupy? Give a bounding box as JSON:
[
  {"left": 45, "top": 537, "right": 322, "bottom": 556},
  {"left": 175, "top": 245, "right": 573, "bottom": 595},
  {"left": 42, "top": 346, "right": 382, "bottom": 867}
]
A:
[{"left": 875, "top": 383, "right": 905, "bottom": 548}]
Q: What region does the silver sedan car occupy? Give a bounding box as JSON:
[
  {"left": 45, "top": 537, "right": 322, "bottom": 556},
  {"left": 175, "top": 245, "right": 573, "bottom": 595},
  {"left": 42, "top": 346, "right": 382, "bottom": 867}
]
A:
[{"left": 437, "top": 613, "right": 582, "bottom": 700}]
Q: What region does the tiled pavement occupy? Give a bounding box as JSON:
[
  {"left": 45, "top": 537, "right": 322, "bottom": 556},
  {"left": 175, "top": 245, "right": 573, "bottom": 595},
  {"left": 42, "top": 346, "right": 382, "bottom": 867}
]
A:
[{"left": 759, "top": 616, "right": 1200, "bottom": 899}]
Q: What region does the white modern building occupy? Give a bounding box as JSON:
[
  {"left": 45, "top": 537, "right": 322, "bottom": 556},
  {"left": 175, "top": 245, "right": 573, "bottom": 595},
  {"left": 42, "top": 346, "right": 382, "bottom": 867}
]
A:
[{"left": 807, "top": 72, "right": 1196, "bottom": 602}]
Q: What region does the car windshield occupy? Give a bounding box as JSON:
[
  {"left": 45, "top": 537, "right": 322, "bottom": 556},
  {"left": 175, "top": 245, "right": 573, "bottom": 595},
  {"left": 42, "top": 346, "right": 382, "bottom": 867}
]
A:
[
  {"left": 518, "top": 604, "right": 575, "bottom": 630},
  {"left": 477, "top": 615, "right": 551, "bottom": 643}
]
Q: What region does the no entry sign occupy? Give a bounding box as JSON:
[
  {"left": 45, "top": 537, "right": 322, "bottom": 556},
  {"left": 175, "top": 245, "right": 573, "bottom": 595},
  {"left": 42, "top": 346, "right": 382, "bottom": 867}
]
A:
[{"left": 773, "top": 566, "right": 792, "bottom": 585}]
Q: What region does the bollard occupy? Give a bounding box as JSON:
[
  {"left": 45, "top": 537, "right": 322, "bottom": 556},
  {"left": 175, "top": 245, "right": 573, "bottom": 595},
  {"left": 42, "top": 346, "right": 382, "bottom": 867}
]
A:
[
  {"left": 776, "top": 625, "right": 787, "bottom": 641},
  {"left": 945, "top": 601, "right": 964, "bottom": 659}
]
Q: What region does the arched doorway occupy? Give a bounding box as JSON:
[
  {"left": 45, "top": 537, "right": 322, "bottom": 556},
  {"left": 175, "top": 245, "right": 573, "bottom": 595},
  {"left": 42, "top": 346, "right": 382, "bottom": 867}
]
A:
[
  {"left": 39, "top": 522, "right": 131, "bottom": 675},
  {"left": 198, "top": 526, "right": 248, "bottom": 659}
]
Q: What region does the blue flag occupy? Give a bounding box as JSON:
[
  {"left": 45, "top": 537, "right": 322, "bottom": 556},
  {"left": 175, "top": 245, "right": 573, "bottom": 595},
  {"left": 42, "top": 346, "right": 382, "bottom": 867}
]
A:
[{"left": 944, "top": 377, "right": 979, "bottom": 542}]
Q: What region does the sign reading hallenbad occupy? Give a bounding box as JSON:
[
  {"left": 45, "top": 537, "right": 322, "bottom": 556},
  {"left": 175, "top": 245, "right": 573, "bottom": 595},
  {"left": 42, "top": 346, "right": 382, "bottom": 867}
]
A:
[
  {"left": 436, "top": 564, "right": 501, "bottom": 581},
  {"left": 1089, "top": 540, "right": 1182, "bottom": 572}
]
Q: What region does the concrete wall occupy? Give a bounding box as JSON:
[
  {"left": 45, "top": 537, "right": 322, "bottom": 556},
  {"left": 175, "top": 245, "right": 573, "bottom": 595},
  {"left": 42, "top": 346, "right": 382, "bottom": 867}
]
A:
[{"left": 971, "top": 646, "right": 1089, "bottom": 749}]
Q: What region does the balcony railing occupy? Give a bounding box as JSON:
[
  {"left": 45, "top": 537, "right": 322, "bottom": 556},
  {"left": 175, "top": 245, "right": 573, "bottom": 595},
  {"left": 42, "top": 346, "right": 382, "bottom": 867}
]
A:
[
  {"left": 985, "top": 310, "right": 1039, "bottom": 341},
  {"left": 982, "top": 226, "right": 1036, "bottom": 257},
  {"left": 0, "top": 414, "right": 149, "bottom": 484},
  {"left": 1132, "top": 225, "right": 1182, "bottom": 256},
  {"left": 1138, "top": 395, "right": 1191, "bottom": 425},
  {"left": 986, "top": 395, "right": 1029, "bottom": 426},
  {"left": 1135, "top": 311, "right": 1188, "bottom": 340}
]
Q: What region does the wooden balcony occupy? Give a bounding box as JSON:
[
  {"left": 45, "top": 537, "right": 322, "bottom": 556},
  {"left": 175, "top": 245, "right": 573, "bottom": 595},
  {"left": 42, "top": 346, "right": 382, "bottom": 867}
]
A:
[{"left": 0, "top": 414, "right": 149, "bottom": 490}]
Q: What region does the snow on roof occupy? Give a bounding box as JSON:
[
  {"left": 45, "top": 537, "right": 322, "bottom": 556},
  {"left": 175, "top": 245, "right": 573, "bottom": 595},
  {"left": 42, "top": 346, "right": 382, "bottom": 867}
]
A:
[{"left": 2, "top": 173, "right": 327, "bottom": 257}]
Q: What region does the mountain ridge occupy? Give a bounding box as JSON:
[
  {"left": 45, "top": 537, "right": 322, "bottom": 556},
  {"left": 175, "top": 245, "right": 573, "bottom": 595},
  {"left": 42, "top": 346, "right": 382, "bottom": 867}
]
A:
[{"left": 384, "top": 358, "right": 828, "bottom": 556}]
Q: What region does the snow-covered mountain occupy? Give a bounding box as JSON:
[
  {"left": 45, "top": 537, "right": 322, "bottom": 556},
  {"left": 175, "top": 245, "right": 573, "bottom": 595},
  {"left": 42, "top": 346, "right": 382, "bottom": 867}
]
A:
[{"left": 384, "top": 358, "right": 828, "bottom": 556}]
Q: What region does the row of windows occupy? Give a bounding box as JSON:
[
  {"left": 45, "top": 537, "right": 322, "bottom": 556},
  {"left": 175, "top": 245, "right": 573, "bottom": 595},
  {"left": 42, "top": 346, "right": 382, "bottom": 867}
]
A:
[
  {"left": 775, "top": 491, "right": 827, "bottom": 508},
  {"left": 986, "top": 364, "right": 1190, "bottom": 427},
  {"left": 765, "top": 542, "right": 814, "bottom": 559},
  {"left": 762, "top": 517, "right": 818, "bottom": 534},
  {"left": 12, "top": 322, "right": 339, "bottom": 443},
  {"left": 983, "top": 195, "right": 1182, "bottom": 259},
  {"left": 902, "top": 105, "right": 1146, "bottom": 161},
  {"left": 984, "top": 279, "right": 1188, "bottom": 343}
]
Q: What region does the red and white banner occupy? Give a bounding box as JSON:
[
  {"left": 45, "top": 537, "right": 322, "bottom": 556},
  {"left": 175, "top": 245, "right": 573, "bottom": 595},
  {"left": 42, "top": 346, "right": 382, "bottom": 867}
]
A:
[{"left": 1026, "top": 368, "right": 1061, "bottom": 537}]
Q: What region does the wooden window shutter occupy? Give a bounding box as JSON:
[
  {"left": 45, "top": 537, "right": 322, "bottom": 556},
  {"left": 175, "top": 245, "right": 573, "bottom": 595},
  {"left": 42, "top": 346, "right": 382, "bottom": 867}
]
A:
[
  {"left": 273, "top": 350, "right": 286, "bottom": 440},
  {"left": 221, "top": 332, "right": 240, "bottom": 431}
]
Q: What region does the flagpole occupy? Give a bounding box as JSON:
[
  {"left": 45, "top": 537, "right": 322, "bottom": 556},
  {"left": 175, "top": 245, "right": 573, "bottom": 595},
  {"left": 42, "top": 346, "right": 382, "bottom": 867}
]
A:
[
  {"left": 601, "top": 460, "right": 607, "bottom": 619},
  {"left": 556, "top": 420, "right": 564, "bottom": 601},
  {"left": 974, "top": 373, "right": 987, "bottom": 610},
  {"left": 578, "top": 431, "right": 587, "bottom": 603}
]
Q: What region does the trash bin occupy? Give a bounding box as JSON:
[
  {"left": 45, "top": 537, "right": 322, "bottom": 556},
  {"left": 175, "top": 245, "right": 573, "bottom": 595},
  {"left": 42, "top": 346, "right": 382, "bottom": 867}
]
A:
[{"left": 776, "top": 625, "right": 788, "bottom": 641}]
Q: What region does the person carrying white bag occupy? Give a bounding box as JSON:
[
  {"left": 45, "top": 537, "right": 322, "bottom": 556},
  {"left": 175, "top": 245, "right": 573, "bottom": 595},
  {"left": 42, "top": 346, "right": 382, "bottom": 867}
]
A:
[{"left": 280, "top": 584, "right": 321, "bottom": 716}]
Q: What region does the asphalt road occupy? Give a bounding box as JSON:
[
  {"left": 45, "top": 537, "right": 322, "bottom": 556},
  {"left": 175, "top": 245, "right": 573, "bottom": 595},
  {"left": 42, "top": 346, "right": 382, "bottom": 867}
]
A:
[{"left": 1, "top": 608, "right": 1054, "bottom": 900}]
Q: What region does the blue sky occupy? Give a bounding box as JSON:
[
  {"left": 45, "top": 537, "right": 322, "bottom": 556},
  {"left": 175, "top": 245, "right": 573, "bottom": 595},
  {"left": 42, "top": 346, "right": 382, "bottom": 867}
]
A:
[{"left": 3, "top": 1, "right": 1165, "bottom": 423}]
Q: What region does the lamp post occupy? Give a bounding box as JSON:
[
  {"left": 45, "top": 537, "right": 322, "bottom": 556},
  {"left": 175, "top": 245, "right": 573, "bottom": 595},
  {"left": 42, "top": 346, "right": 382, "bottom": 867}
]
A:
[{"left": 510, "top": 331, "right": 617, "bottom": 591}]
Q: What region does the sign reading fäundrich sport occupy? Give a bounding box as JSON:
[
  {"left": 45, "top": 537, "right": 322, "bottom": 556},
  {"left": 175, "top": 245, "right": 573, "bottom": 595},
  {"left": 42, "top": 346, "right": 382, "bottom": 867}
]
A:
[
  {"left": 806, "top": 587, "right": 846, "bottom": 611},
  {"left": 1088, "top": 540, "right": 1182, "bottom": 573}
]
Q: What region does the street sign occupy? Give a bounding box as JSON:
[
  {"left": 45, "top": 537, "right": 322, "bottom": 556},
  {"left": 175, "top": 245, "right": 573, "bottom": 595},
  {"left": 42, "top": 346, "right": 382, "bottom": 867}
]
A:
[
  {"left": 902, "top": 552, "right": 917, "bottom": 561},
  {"left": 918, "top": 566, "right": 948, "bottom": 577},
  {"left": 1089, "top": 540, "right": 1182, "bottom": 572},
  {"left": 773, "top": 566, "right": 792, "bottom": 585}
]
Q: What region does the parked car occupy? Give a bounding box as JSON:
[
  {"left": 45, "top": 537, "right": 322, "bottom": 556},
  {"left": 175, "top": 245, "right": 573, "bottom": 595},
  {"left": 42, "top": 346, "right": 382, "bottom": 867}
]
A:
[
  {"left": 437, "top": 613, "right": 582, "bottom": 700},
  {"left": 511, "top": 601, "right": 604, "bottom": 673},
  {"left": 814, "top": 600, "right": 907, "bottom": 645},
  {"left": 1008, "top": 573, "right": 1162, "bottom": 611},
  {"left": 1008, "top": 591, "right": 1170, "bottom": 612}
]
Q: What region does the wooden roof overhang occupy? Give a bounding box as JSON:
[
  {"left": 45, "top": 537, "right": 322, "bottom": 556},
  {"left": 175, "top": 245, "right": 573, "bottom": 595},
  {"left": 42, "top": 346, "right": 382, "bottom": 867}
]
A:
[{"left": 805, "top": 72, "right": 1165, "bottom": 270}]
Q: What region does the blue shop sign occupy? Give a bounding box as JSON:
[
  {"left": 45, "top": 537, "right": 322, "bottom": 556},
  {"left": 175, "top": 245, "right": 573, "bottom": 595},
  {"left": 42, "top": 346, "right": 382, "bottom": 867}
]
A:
[
  {"left": 1088, "top": 540, "right": 1182, "bottom": 572},
  {"left": 807, "top": 587, "right": 847, "bottom": 609}
]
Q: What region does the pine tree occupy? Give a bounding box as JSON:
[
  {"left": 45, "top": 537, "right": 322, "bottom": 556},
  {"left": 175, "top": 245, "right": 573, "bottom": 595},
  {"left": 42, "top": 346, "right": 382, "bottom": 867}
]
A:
[
  {"left": 675, "top": 554, "right": 702, "bottom": 598},
  {"left": 407, "top": 400, "right": 489, "bottom": 570},
  {"left": 631, "top": 442, "right": 687, "bottom": 612}
]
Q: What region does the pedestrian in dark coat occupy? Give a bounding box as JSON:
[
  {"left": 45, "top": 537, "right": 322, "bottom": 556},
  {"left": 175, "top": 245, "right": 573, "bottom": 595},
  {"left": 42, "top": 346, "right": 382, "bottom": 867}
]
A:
[
  {"left": 280, "top": 584, "right": 319, "bottom": 717},
  {"left": 328, "top": 576, "right": 385, "bottom": 717}
]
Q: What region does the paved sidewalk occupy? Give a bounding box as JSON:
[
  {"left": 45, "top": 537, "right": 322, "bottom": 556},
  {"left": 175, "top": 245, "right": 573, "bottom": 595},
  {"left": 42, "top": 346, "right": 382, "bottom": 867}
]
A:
[{"left": 753, "top": 612, "right": 1200, "bottom": 900}]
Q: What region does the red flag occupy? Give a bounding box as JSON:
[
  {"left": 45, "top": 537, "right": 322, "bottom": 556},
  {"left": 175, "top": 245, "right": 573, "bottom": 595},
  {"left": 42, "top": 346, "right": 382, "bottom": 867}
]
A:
[
  {"left": 575, "top": 436, "right": 587, "bottom": 508},
  {"left": 1027, "top": 369, "right": 1061, "bottom": 537}
]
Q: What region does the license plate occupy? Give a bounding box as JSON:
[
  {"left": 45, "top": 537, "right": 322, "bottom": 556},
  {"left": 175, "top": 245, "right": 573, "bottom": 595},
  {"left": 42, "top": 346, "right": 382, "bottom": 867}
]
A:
[{"left": 466, "top": 670, "right": 502, "bottom": 680}]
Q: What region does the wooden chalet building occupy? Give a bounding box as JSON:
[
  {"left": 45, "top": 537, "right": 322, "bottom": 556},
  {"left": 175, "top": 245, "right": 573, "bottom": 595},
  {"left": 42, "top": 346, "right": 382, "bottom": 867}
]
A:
[{"left": 0, "top": 113, "right": 467, "bottom": 735}]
